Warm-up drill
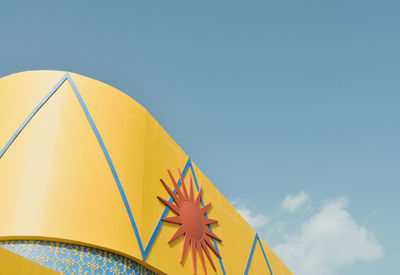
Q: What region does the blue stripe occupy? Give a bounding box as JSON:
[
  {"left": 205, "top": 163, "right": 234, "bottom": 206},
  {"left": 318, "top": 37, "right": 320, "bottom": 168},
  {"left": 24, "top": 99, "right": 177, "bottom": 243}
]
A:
[
  {"left": 66, "top": 74, "right": 147, "bottom": 257},
  {"left": 0, "top": 74, "right": 68, "bottom": 159},
  {"left": 244, "top": 233, "right": 273, "bottom": 275},
  {"left": 244, "top": 234, "right": 258, "bottom": 275}
]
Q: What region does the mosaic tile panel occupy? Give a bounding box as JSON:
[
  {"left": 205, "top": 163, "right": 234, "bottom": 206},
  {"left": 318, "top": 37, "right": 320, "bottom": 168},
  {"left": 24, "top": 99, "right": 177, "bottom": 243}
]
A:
[{"left": 0, "top": 240, "right": 158, "bottom": 275}]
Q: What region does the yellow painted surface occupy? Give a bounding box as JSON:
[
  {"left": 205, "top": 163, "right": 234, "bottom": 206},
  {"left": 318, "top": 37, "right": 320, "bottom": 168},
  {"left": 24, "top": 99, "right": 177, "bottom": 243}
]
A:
[
  {"left": 0, "top": 71, "right": 292, "bottom": 275},
  {"left": 0, "top": 246, "right": 60, "bottom": 274}
]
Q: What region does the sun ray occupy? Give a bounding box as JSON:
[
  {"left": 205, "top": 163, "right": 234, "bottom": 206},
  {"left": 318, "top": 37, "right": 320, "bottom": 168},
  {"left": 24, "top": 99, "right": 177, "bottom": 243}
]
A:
[
  {"left": 178, "top": 168, "right": 189, "bottom": 199},
  {"left": 204, "top": 218, "right": 218, "bottom": 225},
  {"left": 168, "top": 225, "right": 186, "bottom": 243},
  {"left": 168, "top": 169, "right": 184, "bottom": 199},
  {"left": 195, "top": 186, "right": 202, "bottom": 207},
  {"left": 157, "top": 196, "right": 180, "bottom": 214},
  {"left": 205, "top": 227, "right": 222, "bottom": 242},
  {"left": 204, "top": 236, "right": 220, "bottom": 258},
  {"left": 201, "top": 241, "right": 216, "bottom": 271},
  {"left": 189, "top": 175, "right": 194, "bottom": 201},
  {"left": 160, "top": 179, "right": 182, "bottom": 206},
  {"left": 201, "top": 203, "right": 211, "bottom": 214},
  {"left": 196, "top": 241, "right": 208, "bottom": 275},
  {"left": 191, "top": 239, "right": 197, "bottom": 274},
  {"left": 180, "top": 233, "right": 190, "bottom": 262},
  {"left": 162, "top": 216, "right": 182, "bottom": 224}
]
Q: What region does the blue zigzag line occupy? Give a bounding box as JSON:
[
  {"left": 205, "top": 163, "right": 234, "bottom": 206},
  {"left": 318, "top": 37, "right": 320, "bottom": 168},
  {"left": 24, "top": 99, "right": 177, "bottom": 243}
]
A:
[
  {"left": 244, "top": 233, "right": 273, "bottom": 275},
  {"left": 0, "top": 73, "right": 226, "bottom": 273}
]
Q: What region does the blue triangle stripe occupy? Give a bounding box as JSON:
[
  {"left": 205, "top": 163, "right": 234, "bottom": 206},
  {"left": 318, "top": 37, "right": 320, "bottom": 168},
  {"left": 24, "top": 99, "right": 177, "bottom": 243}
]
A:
[
  {"left": 67, "top": 74, "right": 146, "bottom": 256},
  {"left": 244, "top": 233, "right": 273, "bottom": 275}
]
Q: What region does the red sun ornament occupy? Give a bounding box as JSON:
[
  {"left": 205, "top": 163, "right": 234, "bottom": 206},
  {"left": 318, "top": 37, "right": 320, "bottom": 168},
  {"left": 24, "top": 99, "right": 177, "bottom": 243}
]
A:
[{"left": 157, "top": 169, "right": 222, "bottom": 275}]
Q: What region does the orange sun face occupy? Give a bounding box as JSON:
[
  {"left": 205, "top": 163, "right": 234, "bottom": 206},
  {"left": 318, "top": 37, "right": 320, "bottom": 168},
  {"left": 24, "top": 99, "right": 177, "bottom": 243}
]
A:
[{"left": 157, "top": 169, "right": 222, "bottom": 275}]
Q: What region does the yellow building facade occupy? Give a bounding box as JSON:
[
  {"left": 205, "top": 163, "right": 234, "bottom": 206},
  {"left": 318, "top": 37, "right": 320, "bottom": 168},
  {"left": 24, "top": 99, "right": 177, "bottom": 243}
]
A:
[{"left": 0, "top": 71, "right": 292, "bottom": 275}]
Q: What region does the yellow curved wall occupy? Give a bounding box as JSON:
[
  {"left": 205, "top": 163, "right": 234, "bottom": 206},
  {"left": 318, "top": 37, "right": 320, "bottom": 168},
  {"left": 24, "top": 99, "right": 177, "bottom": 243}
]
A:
[{"left": 0, "top": 71, "right": 292, "bottom": 275}]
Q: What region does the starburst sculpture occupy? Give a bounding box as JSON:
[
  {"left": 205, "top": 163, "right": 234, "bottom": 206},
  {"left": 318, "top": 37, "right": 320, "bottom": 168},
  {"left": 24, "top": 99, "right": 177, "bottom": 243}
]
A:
[{"left": 157, "top": 169, "right": 222, "bottom": 275}]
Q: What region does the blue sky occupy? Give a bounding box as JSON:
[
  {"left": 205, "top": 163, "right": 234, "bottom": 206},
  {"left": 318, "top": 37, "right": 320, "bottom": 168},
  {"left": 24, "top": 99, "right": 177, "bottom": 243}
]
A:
[{"left": 1, "top": 1, "right": 398, "bottom": 274}]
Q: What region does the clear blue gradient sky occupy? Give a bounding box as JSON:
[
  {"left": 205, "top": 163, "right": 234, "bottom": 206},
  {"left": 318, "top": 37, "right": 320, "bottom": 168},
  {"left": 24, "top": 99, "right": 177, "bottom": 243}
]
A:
[{"left": 0, "top": 1, "right": 398, "bottom": 274}]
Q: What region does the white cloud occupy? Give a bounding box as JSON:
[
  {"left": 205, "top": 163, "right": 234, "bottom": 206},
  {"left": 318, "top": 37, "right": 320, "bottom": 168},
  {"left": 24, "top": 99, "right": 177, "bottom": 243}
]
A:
[
  {"left": 237, "top": 207, "right": 268, "bottom": 229},
  {"left": 282, "top": 190, "right": 310, "bottom": 212},
  {"left": 232, "top": 200, "right": 268, "bottom": 229},
  {"left": 274, "top": 197, "right": 384, "bottom": 275}
]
